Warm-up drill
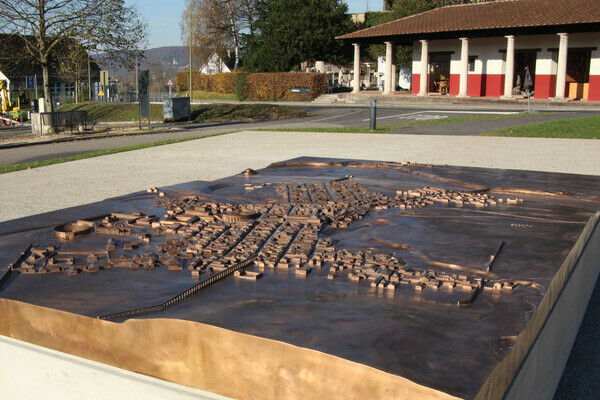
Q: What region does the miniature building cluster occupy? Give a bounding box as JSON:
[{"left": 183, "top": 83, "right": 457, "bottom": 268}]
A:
[{"left": 8, "top": 179, "right": 525, "bottom": 311}]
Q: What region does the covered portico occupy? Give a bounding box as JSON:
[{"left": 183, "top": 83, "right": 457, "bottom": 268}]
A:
[{"left": 338, "top": 0, "right": 600, "bottom": 101}]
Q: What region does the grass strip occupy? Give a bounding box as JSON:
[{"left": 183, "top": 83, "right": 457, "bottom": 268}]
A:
[
  {"left": 178, "top": 91, "right": 239, "bottom": 102},
  {"left": 258, "top": 114, "right": 529, "bottom": 134},
  {"left": 0, "top": 132, "right": 234, "bottom": 175},
  {"left": 481, "top": 115, "right": 600, "bottom": 139},
  {"left": 57, "top": 102, "right": 308, "bottom": 123}
]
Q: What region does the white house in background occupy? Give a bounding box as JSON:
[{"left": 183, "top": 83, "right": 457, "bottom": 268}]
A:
[{"left": 199, "top": 53, "right": 231, "bottom": 75}]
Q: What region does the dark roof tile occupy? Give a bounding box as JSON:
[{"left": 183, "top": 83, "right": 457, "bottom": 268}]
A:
[{"left": 338, "top": 0, "right": 600, "bottom": 40}]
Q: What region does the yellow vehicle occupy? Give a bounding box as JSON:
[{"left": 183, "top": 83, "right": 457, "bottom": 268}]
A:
[{"left": 0, "top": 80, "right": 30, "bottom": 126}]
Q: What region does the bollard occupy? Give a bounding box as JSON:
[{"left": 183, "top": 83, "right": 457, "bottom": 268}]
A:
[{"left": 370, "top": 99, "right": 377, "bottom": 131}]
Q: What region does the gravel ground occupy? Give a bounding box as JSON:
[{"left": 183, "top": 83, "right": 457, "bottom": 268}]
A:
[
  {"left": 1, "top": 130, "right": 599, "bottom": 222},
  {"left": 0, "top": 129, "right": 598, "bottom": 398}
]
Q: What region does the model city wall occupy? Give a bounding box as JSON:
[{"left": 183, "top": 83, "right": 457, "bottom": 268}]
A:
[{"left": 176, "top": 71, "right": 329, "bottom": 101}]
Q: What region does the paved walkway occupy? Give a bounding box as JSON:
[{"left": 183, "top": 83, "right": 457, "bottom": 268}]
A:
[{"left": 1, "top": 130, "right": 598, "bottom": 223}]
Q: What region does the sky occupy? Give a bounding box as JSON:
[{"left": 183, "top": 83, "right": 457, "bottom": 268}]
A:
[{"left": 127, "top": 0, "right": 382, "bottom": 48}]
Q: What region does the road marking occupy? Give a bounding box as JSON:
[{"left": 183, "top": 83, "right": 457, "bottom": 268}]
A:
[
  {"left": 311, "top": 109, "right": 364, "bottom": 122},
  {"left": 362, "top": 111, "right": 425, "bottom": 122},
  {"left": 424, "top": 110, "right": 521, "bottom": 115},
  {"left": 400, "top": 114, "right": 448, "bottom": 121},
  {"left": 362, "top": 110, "right": 521, "bottom": 122}
]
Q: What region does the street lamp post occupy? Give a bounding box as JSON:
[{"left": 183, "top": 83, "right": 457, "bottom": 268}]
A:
[{"left": 189, "top": 10, "right": 193, "bottom": 102}]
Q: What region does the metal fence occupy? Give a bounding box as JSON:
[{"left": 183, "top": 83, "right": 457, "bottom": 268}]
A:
[
  {"left": 97, "top": 255, "right": 257, "bottom": 321},
  {"left": 88, "top": 91, "right": 179, "bottom": 104},
  {"left": 40, "top": 110, "right": 91, "bottom": 134}
]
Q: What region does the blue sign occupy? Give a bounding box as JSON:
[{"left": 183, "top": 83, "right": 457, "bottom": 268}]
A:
[
  {"left": 291, "top": 88, "right": 310, "bottom": 94},
  {"left": 26, "top": 76, "right": 35, "bottom": 89}
]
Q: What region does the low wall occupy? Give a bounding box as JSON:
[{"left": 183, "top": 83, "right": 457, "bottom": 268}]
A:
[
  {"left": 475, "top": 212, "right": 600, "bottom": 400},
  {"left": 0, "top": 335, "right": 230, "bottom": 400},
  {"left": 0, "top": 300, "right": 459, "bottom": 400}
]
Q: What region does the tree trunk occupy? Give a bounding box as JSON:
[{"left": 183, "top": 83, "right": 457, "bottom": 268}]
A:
[
  {"left": 41, "top": 62, "right": 53, "bottom": 112},
  {"left": 224, "top": 0, "right": 240, "bottom": 70},
  {"left": 76, "top": 64, "right": 80, "bottom": 104}
]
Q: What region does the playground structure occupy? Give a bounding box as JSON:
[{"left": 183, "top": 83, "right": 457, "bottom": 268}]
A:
[{"left": 0, "top": 79, "right": 30, "bottom": 126}]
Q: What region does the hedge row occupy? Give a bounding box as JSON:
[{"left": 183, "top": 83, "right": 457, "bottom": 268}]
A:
[
  {"left": 175, "top": 71, "right": 239, "bottom": 94},
  {"left": 176, "top": 71, "right": 328, "bottom": 101}
]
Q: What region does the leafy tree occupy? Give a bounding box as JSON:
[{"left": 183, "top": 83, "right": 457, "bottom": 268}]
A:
[
  {"left": 359, "top": 0, "right": 498, "bottom": 68},
  {"left": 0, "top": 0, "right": 146, "bottom": 111},
  {"left": 392, "top": 0, "right": 439, "bottom": 18},
  {"left": 392, "top": 0, "right": 499, "bottom": 18},
  {"left": 243, "top": 0, "right": 353, "bottom": 72}
]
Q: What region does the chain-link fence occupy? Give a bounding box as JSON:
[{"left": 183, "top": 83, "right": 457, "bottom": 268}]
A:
[{"left": 57, "top": 91, "right": 180, "bottom": 105}]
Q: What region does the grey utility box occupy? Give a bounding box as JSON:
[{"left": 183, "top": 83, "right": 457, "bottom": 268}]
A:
[{"left": 163, "top": 97, "right": 191, "bottom": 121}]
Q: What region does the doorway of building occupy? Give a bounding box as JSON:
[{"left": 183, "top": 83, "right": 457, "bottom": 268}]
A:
[
  {"left": 513, "top": 50, "right": 537, "bottom": 94},
  {"left": 566, "top": 49, "right": 591, "bottom": 99},
  {"left": 428, "top": 52, "right": 451, "bottom": 94}
]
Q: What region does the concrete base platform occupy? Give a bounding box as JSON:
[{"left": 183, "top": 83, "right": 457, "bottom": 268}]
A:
[{"left": 0, "top": 335, "right": 231, "bottom": 400}]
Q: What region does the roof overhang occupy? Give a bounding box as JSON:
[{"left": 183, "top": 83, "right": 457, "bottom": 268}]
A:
[
  {"left": 337, "top": 0, "right": 600, "bottom": 45},
  {"left": 338, "top": 22, "right": 600, "bottom": 45}
]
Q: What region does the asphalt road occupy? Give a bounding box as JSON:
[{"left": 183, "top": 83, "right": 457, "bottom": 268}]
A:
[{"left": 0, "top": 105, "right": 598, "bottom": 167}]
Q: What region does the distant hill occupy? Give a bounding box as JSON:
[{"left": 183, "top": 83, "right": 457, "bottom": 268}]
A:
[
  {"left": 143, "top": 46, "right": 189, "bottom": 68},
  {"left": 97, "top": 46, "right": 190, "bottom": 76}
]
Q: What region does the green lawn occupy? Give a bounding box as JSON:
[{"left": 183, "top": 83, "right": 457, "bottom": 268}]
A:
[
  {"left": 260, "top": 114, "right": 530, "bottom": 134},
  {"left": 58, "top": 102, "right": 309, "bottom": 122},
  {"left": 481, "top": 116, "right": 600, "bottom": 139},
  {"left": 0, "top": 132, "right": 233, "bottom": 175}
]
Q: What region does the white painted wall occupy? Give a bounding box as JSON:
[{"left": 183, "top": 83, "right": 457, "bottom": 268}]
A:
[
  {"left": 591, "top": 50, "right": 600, "bottom": 76},
  {"left": 575, "top": 33, "right": 600, "bottom": 75},
  {"left": 0, "top": 335, "right": 233, "bottom": 400},
  {"left": 535, "top": 51, "right": 557, "bottom": 76},
  {"left": 412, "top": 46, "right": 420, "bottom": 75},
  {"left": 467, "top": 37, "right": 505, "bottom": 75}
]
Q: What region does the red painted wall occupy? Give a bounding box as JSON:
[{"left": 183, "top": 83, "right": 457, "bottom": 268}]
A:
[
  {"left": 589, "top": 75, "right": 600, "bottom": 101},
  {"left": 485, "top": 74, "right": 504, "bottom": 97},
  {"left": 449, "top": 74, "right": 459, "bottom": 96},
  {"left": 534, "top": 75, "right": 556, "bottom": 99},
  {"left": 412, "top": 74, "right": 420, "bottom": 94},
  {"left": 411, "top": 74, "right": 431, "bottom": 94},
  {"left": 468, "top": 75, "right": 484, "bottom": 97}
]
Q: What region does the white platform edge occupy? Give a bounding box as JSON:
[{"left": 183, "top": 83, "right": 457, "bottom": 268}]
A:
[
  {"left": 0, "top": 334, "right": 233, "bottom": 400},
  {"left": 503, "top": 216, "right": 600, "bottom": 400}
]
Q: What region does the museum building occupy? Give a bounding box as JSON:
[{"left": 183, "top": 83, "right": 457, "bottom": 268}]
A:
[{"left": 338, "top": 0, "right": 600, "bottom": 101}]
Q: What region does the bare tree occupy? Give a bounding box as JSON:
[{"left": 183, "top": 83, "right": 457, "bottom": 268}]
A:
[
  {"left": 0, "top": 0, "right": 146, "bottom": 111},
  {"left": 182, "top": 0, "right": 256, "bottom": 71},
  {"left": 55, "top": 40, "right": 89, "bottom": 104}
]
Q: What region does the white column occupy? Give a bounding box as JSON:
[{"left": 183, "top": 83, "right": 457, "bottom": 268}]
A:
[
  {"left": 392, "top": 64, "right": 397, "bottom": 91},
  {"left": 418, "top": 40, "right": 429, "bottom": 96},
  {"left": 555, "top": 33, "right": 569, "bottom": 100},
  {"left": 384, "top": 41, "right": 393, "bottom": 94},
  {"left": 503, "top": 35, "right": 515, "bottom": 98},
  {"left": 458, "top": 37, "right": 469, "bottom": 97},
  {"left": 352, "top": 43, "right": 361, "bottom": 94}
]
